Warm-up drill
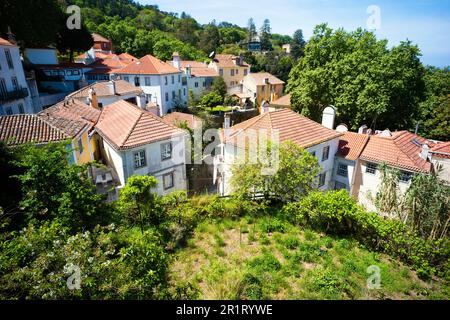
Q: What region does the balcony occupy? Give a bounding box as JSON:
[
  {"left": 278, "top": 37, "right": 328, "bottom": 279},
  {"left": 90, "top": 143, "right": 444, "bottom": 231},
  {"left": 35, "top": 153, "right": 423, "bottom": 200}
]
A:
[{"left": 0, "top": 87, "right": 29, "bottom": 103}]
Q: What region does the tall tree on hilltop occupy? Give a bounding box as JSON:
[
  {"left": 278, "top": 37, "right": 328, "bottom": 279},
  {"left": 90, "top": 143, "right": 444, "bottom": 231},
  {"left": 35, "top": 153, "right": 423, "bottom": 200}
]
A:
[
  {"left": 247, "top": 18, "right": 257, "bottom": 42},
  {"left": 199, "top": 23, "right": 220, "bottom": 54},
  {"left": 291, "top": 29, "right": 306, "bottom": 60},
  {"left": 260, "top": 19, "right": 272, "bottom": 51}
]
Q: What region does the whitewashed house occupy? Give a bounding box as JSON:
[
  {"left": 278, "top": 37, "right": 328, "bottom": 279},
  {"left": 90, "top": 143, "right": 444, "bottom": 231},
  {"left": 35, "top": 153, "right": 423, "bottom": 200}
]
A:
[
  {"left": 0, "top": 38, "right": 36, "bottom": 115},
  {"left": 215, "top": 108, "right": 343, "bottom": 196},
  {"left": 169, "top": 52, "right": 218, "bottom": 99},
  {"left": 114, "top": 54, "right": 187, "bottom": 116},
  {"left": 95, "top": 100, "right": 189, "bottom": 195}
]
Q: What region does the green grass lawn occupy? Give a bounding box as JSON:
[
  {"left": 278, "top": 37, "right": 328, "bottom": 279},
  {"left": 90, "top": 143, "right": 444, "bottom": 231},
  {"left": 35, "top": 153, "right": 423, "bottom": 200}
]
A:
[
  {"left": 168, "top": 215, "right": 450, "bottom": 300},
  {"left": 208, "top": 106, "right": 234, "bottom": 113}
]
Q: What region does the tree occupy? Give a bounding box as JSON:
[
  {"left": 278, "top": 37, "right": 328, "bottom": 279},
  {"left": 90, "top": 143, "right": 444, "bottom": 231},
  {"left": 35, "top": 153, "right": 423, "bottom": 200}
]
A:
[
  {"left": 230, "top": 141, "right": 319, "bottom": 202},
  {"left": 200, "top": 92, "right": 223, "bottom": 110},
  {"left": 416, "top": 67, "right": 450, "bottom": 141},
  {"left": 290, "top": 29, "right": 306, "bottom": 60},
  {"left": 199, "top": 24, "right": 220, "bottom": 54},
  {"left": 247, "top": 18, "right": 257, "bottom": 42},
  {"left": 13, "top": 143, "right": 109, "bottom": 232},
  {"left": 56, "top": 22, "right": 93, "bottom": 62},
  {"left": 174, "top": 16, "right": 199, "bottom": 46},
  {"left": 211, "top": 76, "right": 227, "bottom": 98},
  {"left": 287, "top": 24, "right": 425, "bottom": 131},
  {"left": 260, "top": 19, "right": 272, "bottom": 51},
  {"left": 117, "top": 175, "right": 161, "bottom": 233}
]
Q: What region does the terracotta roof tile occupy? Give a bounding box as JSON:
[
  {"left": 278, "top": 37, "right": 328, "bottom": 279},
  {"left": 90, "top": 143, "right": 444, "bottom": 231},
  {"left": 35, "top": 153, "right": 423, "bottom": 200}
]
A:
[
  {"left": 337, "top": 132, "right": 370, "bottom": 161},
  {"left": 115, "top": 55, "right": 181, "bottom": 75},
  {"left": 38, "top": 99, "right": 100, "bottom": 137},
  {"left": 431, "top": 141, "right": 450, "bottom": 159},
  {"left": 68, "top": 80, "right": 142, "bottom": 99},
  {"left": 95, "top": 100, "right": 185, "bottom": 150},
  {"left": 212, "top": 54, "right": 250, "bottom": 68},
  {"left": 225, "top": 108, "right": 343, "bottom": 148},
  {"left": 360, "top": 131, "right": 432, "bottom": 173},
  {"left": 271, "top": 94, "right": 291, "bottom": 107},
  {"left": 162, "top": 112, "right": 202, "bottom": 129},
  {"left": 92, "top": 33, "right": 110, "bottom": 43},
  {"left": 244, "top": 72, "right": 285, "bottom": 86},
  {"left": 0, "top": 114, "right": 69, "bottom": 145}
]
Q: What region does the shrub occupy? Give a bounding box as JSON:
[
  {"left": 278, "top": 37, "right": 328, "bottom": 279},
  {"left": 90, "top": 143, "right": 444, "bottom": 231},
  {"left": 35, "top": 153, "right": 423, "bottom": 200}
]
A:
[{"left": 281, "top": 190, "right": 450, "bottom": 279}]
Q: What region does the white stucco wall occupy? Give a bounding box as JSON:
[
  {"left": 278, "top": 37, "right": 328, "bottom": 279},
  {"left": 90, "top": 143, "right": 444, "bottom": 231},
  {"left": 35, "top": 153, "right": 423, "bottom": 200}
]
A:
[
  {"left": 0, "top": 44, "right": 34, "bottom": 114},
  {"left": 431, "top": 157, "right": 450, "bottom": 184},
  {"left": 119, "top": 73, "right": 187, "bottom": 115}
]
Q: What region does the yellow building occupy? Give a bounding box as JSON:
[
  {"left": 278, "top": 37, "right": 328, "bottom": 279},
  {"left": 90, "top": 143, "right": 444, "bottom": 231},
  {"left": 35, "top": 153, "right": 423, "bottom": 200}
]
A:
[
  {"left": 208, "top": 54, "right": 250, "bottom": 88},
  {"left": 241, "top": 72, "right": 285, "bottom": 110}
]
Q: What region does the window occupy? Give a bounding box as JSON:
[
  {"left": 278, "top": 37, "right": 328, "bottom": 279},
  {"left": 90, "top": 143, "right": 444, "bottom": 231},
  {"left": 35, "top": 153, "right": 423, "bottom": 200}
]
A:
[
  {"left": 145, "top": 77, "right": 151, "bottom": 86},
  {"left": 400, "top": 171, "right": 412, "bottom": 183},
  {"left": 18, "top": 103, "right": 24, "bottom": 114},
  {"left": 163, "top": 172, "right": 174, "bottom": 190},
  {"left": 123, "top": 76, "right": 129, "bottom": 82},
  {"left": 172, "top": 91, "right": 176, "bottom": 99},
  {"left": 171, "top": 75, "right": 174, "bottom": 84},
  {"left": 230, "top": 69, "right": 235, "bottom": 76},
  {"left": 310, "top": 151, "right": 316, "bottom": 158},
  {"left": 178, "top": 75, "right": 181, "bottom": 83},
  {"left": 133, "top": 150, "right": 146, "bottom": 169},
  {"left": 161, "top": 142, "right": 172, "bottom": 160},
  {"left": 337, "top": 163, "right": 348, "bottom": 177},
  {"left": 134, "top": 76, "right": 140, "bottom": 86},
  {"left": 165, "top": 76, "right": 168, "bottom": 85},
  {"left": 219, "top": 69, "right": 223, "bottom": 77},
  {"left": 335, "top": 181, "right": 347, "bottom": 190},
  {"left": 195, "top": 82, "right": 199, "bottom": 88},
  {"left": 178, "top": 89, "right": 181, "bottom": 98},
  {"left": 98, "top": 102, "right": 103, "bottom": 109},
  {"left": 318, "top": 172, "right": 326, "bottom": 188},
  {"left": 5, "top": 107, "right": 13, "bottom": 115},
  {"left": 11, "top": 77, "right": 19, "bottom": 90},
  {"left": 183, "top": 88, "right": 186, "bottom": 96},
  {"left": 322, "top": 146, "right": 330, "bottom": 162},
  {"left": 203, "top": 81, "right": 206, "bottom": 87},
  {"left": 366, "top": 162, "right": 378, "bottom": 175},
  {"left": 165, "top": 92, "right": 169, "bottom": 101},
  {"left": 244, "top": 69, "right": 248, "bottom": 76},
  {"left": 5, "top": 49, "right": 13, "bottom": 69},
  {"left": 78, "top": 138, "right": 83, "bottom": 154},
  {"left": 236, "top": 69, "right": 239, "bottom": 75},
  {"left": 146, "top": 94, "right": 152, "bottom": 102},
  {"left": 0, "top": 78, "right": 7, "bottom": 96}
]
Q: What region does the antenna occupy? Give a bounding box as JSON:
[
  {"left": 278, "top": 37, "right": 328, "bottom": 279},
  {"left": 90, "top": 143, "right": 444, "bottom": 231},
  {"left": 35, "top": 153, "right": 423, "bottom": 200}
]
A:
[{"left": 209, "top": 51, "right": 216, "bottom": 59}]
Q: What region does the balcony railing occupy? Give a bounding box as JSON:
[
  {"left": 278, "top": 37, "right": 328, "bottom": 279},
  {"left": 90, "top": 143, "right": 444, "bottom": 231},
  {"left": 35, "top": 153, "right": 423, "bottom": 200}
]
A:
[{"left": 0, "top": 87, "right": 29, "bottom": 102}]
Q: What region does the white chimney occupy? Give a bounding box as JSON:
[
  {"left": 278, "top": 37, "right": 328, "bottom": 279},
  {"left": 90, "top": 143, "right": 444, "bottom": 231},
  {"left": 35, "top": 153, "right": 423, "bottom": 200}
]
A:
[
  {"left": 136, "top": 93, "right": 146, "bottom": 109},
  {"left": 420, "top": 143, "right": 429, "bottom": 160},
  {"left": 358, "top": 125, "right": 368, "bottom": 134},
  {"left": 186, "top": 64, "right": 192, "bottom": 78},
  {"left": 264, "top": 78, "right": 270, "bottom": 85},
  {"left": 172, "top": 52, "right": 181, "bottom": 70},
  {"left": 321, "top": 106, "right": 336, "bottom": 130},
  {"left": 107, "top": 80, "right": 116, "bottom": 95},
  {"left": 336, "top": 124, "right": 348, "bottom": 133}
]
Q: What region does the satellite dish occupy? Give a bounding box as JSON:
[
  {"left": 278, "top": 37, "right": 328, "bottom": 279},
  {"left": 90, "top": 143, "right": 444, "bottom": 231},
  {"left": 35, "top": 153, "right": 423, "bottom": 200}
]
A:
[{"left": 209, "top": 51, "right": 216, "bottom": 59}]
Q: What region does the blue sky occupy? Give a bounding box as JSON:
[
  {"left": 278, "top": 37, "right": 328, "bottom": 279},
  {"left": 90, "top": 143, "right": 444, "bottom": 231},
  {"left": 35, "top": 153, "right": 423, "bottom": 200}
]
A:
[{"left": 139, "top": 0, "right": 450, "bottom": 67}]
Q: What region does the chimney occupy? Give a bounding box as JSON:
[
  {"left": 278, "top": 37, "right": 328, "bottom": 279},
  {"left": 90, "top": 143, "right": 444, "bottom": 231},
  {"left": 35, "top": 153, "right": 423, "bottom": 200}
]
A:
[
  {"left": 186, "top": 64, "right": 192, "bottom": 78},
  {"left": 107, "top": 80, "right": 116, "bottom": 95},
  {"left": 88, "top": 88, "right": 99, "bottom": 109},
  {"left": 321, "top": 106, "right": 336, "bottom": 130},
  {"left": 264, "top": 77, "right": 270, "bottom": 85},
  {"left": 420, "top": 143, "right": 429, "bottom": 160},
  {"left": 358, "top": 125, "right": 368, "bottom": 134},
  {"left": 136, "top": 93, "right": 146, "bottom": 109},
  {"left": 172, "top": 52, "right": 181, "bottom": 70},
  {"left": 224, "top": 113, "right": 231, "bottom": 129}
]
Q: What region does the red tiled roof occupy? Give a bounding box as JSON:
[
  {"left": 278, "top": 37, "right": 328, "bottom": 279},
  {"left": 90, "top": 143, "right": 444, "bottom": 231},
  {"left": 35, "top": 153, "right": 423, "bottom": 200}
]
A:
[
  {"left": 68, "top": 80, "right": 142, "bottom": 99},
  {"left": 0, "top": 37, "right": 14, "bottom": 46},
  {"left": 337, "top": 131, "right": 370, "bottom": 161},
  {"left": 38, "top": 99, "right": 101, "bottom": 137},
  {"left": 115, "top": 55, "right": 181, "bottom": 75},
  {"left": 431, "top": 141, "right": 450, "bottom": 159},
  {"left": 95, "top": 100, "right": 185, "bottom": 150},
  {"left": 244, "top": 72, "right": 285, "bottom": 86},
  {"left": 162, "top": 112, "right": 202, "bottom": 129},
  {"left": 92, "top": 33, "right": 110, "bottom": 43},
  {"left": 0, "top": 114, "right": 69, "bottom": 145},
  {"left": 212, "top": 54, "right": 250, "bottom": 68},
  {"left": 172, "top": 61, "right": 219, "bottom": 77},
  {"left": 271, "top": 94, "right": 291, "bottom": 107},
  {"left": 360, "top": 131, "right": 432, "bottom": 173},
  {"left": 224, "top": 108, "right": 343, "bottom": 148}
]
